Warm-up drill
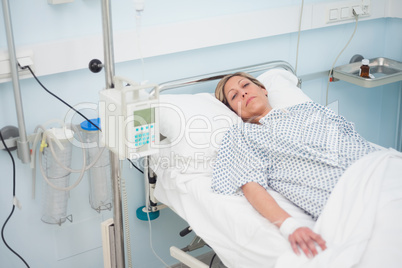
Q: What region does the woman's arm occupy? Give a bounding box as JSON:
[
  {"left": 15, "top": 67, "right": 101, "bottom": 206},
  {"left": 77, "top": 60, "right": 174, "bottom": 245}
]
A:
[{"left": 242, "top": 182, "right": 326, "bottom": 258}]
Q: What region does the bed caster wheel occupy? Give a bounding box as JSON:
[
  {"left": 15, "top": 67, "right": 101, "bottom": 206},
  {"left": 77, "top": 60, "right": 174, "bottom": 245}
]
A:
[{"left": 136, "top": 206, "right": 160, "bottom": 221}]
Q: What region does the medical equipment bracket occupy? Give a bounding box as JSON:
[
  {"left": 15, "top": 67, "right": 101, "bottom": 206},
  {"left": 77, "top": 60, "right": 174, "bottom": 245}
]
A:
[
  {"left": 99, "top": 78, "right": 160, "bottom": 160},
  {"left": 137, "top": 156, "right": 167, "bottom": 221},
  {"left": 332, "top": 57, "right": 402, "bottom": 88},
  {"left": 1, "top": 0, "right": 31, "bottom": 164}
]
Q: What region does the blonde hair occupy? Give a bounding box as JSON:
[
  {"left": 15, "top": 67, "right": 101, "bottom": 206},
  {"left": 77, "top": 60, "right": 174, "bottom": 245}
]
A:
[{"left": 215, "top": 72, "right": 265, "bottom": 110}]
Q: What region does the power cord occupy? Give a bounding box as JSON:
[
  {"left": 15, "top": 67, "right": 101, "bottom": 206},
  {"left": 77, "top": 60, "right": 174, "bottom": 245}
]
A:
[
  {"left": 127, "top": 158, "right": 144, "bottom": 174},
  {"left": 22, "top": 64, "right": 145, "bottom": 173},
  {"left": 120, "top": 164, "right": 133, "bottom": 268},
  {"left": 21, "top": 65, "right": 101, "bottom": 132},
  {"left": 294, "top": 0, "right": 305, "bottom": 75},
  {"left": 209, "top": 253, "right": 217, "bottom": 268},
  {"left": 326, "top": 12, "right": 360, "bottom": 106},
  {"left": 0, "top": 131, "right": 30, "bottom": 268}
]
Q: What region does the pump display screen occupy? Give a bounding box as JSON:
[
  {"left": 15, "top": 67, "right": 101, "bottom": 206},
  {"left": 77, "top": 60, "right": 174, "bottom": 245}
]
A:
[{"left": 133, "top": 108, "right": 155, "bottom": 127}]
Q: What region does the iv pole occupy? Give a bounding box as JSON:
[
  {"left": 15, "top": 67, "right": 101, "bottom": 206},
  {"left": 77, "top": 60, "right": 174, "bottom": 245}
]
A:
[
  {"left": 1, "top": 0, "right": 31, "bottom": 164},
  {"left": 100, "top": 0, "right": 126, "bottom": 267}
]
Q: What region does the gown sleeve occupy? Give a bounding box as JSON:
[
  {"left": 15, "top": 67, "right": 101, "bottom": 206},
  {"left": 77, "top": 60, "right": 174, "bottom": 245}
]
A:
[{"left": 211, "top": 124, "right": 269, "bottom": 196}]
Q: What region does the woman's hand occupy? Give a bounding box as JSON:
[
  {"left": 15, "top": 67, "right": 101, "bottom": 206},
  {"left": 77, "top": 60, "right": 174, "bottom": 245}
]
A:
[
  {"left": 241, "top": 183, "right": 327, "bottom": 258},
  {"left": 289, "top": 227, "right": 327, "bottom": 258}
]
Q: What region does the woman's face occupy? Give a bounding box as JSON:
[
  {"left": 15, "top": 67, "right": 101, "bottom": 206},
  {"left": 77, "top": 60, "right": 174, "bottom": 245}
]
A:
[{"left": 224, "top": 76, "right": 271, "bottom": 123}]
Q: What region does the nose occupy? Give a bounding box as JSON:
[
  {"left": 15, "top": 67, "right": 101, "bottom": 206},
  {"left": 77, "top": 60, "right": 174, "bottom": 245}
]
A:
[{"left": 241, "top": 89, "right": 248, "bottom": 98}]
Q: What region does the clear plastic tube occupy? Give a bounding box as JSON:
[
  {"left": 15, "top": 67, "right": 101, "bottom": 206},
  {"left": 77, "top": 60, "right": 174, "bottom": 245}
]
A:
[
  {"left": 38, "top": 127, "right": 87, "bottom": 192},
  {"left": 35, "top": 123, "right": 105, "bottom": 192},
  {"left": 81, "top": 125, "right": 112, "bottom": 212},
  {"left": 41, "top": 133, "right": 73, "bottom": 225}
]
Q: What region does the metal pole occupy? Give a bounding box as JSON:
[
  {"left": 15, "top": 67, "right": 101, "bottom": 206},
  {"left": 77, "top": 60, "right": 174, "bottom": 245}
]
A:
[
  {"left": 1, "top": 0, "right": 31, "bottom": 164},
  {"left": 101, "top": 1, "right": 125, "bottom": 267},
  {"left": 396, "top": 82, "right": 402, "bottom": 151},
  {"left": 101, "top": 0, "right": 115, "bottom": 89}
]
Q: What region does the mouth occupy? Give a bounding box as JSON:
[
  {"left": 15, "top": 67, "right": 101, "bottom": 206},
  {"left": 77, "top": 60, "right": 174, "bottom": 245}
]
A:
[{"left": 246, "top": 97, "right": 255, "bottom": 106}]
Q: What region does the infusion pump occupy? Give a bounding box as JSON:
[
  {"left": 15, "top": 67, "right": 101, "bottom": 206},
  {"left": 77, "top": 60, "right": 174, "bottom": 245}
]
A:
[{"left": 99, "top": 76, "right": 160, "bottom": 160}]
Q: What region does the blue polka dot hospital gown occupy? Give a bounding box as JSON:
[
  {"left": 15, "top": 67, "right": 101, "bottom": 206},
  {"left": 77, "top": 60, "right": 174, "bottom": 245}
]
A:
[{"left": 212, "top": 102, "right": 378, "bottom": 220}]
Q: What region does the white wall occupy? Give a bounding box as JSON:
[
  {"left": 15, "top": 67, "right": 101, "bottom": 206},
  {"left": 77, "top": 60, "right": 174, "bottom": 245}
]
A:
[{"left": 0, "top": 1, "right": 401, "bottom": 267}]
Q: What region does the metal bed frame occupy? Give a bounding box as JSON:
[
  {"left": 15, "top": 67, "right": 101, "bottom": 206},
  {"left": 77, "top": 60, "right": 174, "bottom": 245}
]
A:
[{"left": 150, "top": 60, "right": 298, "bottom": 96}]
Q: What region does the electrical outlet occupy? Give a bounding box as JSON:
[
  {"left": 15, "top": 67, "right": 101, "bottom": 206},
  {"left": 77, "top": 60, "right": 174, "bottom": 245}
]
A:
[
  {"left": 0, "top": 50, "right": 34, "bottom": 82},
  {"left": 48, "top": 0, "right": 74, "bottom": 4},
  {"left": 362, "top": 4, "right": 370, "bottom": 15},
  {"left": 326, "top": 0, "right": 370, "bottom": 24}
]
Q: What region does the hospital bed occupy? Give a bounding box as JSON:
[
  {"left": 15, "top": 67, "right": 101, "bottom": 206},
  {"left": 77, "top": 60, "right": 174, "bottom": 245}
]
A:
[{"left": 146, "top": 61, "right": 402, "bottom": 268}]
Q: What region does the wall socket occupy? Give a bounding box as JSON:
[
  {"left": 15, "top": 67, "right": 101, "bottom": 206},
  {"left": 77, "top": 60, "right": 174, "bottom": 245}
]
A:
[
  {"left": 48, "top": 0, "right": 74, "bottom": 4},
  {"left": 0, "top": 50, "right": 34, "bottom": 83},
  {"left": 326, "top": 0, "right": 370, "bottom": 24}
]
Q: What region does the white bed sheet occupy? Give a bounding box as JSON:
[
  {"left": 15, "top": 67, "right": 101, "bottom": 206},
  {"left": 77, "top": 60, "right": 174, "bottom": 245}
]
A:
[
  {"left": 153, "top": 149, "right": 402, "bottom": 268},
  {"left": 154, "top": 170, "right": 314, "bottom": 268}
]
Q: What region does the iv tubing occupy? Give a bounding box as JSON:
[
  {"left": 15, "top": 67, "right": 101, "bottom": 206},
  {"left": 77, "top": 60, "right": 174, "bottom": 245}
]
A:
[
  {"left": 32, "top": 122, "right": 106, "bottom": 192},
  {"left": 31, "top": 119, "right": 66, "bottom": 169},
  {"left": 135, "top": 11, "right": 146, "bottom": 82},
  {"left": 147, "top": 210, "right": 171, "bottom": 267},
  {"left": 294, "top": 0, "right": 304, "bottom": 75},
  {"left": 47, "top": 130, "right": 106, "bottom": 173},
  {"left": 144, "top": 156, "right": 171, "bottom": 267},
  {"left": 32, "top": 122, "right": 105, "bottom": 172},
  {"left": 31, "top": 120, "right": 65, "bottom": 198},
  {"left": 38, "top": 127, "right": 87, "bottom": 192}
]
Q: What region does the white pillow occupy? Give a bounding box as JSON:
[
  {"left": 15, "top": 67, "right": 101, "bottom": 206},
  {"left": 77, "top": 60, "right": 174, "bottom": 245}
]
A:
[
  {"left": 257, "top": 68, "right": 312, "bottom": 109},
  {"left": 153, "top": 93, "right": 240, "bottom": 175},
  {"left": 153, "top": 69, "right": 311, "bottom": 176}
]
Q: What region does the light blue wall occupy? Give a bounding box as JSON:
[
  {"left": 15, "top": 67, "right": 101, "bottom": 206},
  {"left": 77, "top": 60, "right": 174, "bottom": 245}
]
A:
[
  {"left": 1, "top": 1, "right": 401, "bottom": 268},
  {"left": 0, "top": 0, "right": 338, "bottom": 47}
]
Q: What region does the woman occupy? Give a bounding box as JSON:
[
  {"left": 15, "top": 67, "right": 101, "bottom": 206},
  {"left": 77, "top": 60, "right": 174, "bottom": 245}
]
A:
[{"left": 212, "top": 72, "right": 378, "bottom": 258}]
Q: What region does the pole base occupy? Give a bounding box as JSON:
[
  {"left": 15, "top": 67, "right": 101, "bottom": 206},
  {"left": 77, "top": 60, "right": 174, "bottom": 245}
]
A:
[{"left": 136, "top": 206, "right": 159, "bottom": 221}]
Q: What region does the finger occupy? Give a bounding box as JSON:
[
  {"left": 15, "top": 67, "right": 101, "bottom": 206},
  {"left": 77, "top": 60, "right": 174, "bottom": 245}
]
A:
[
  {"left": 298, "top": 240, "right": 313, "bottom": 259},
  {"left": 299, "top": 231, "right": 318, "bottom": 256},
  {"left": 311, "top": 233, "right": 327, "bottom": 251},
  {"left": 300, "top": 232, "right": 318, "bottom": 258},
  {"left": 306, "top": 238, "right": 318, "bottom": 257},
  {"left": 289, "top": 235, "right": 301, "bottom": 256},
  {"left": 292, "top": 231, "right": 313, "bottom": 258}
]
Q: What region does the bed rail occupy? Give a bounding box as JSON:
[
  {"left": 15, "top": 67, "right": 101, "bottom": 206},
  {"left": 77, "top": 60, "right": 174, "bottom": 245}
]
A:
[{"left": 150, "top": 60, "right": 297, "bottom": 95}]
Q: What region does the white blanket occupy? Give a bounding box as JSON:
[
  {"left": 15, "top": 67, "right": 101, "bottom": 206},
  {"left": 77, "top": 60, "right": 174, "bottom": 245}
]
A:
[
  {"left": 154, "top": 149, "right": 402, "bottom": 268},
  {"left": 276, "top": 149, "right": 402, "bottom": 268}
]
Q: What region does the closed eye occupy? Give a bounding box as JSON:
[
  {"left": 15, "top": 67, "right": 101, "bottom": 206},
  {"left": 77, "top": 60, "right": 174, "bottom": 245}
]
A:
[{"left": 231, "top": 93, "right": 237, "bottom": 100}]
